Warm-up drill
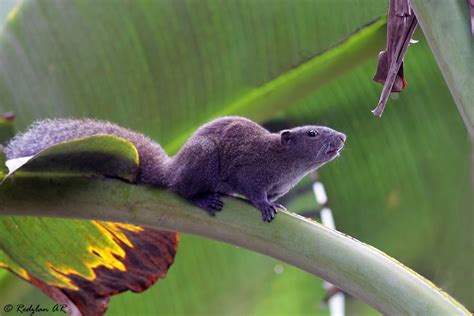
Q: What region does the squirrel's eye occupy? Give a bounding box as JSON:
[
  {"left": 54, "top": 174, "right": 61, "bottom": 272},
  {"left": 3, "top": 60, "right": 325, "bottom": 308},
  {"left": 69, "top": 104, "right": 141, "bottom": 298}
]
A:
[{"left": 307, "top": 130, "right": 318, "bottom": 137}]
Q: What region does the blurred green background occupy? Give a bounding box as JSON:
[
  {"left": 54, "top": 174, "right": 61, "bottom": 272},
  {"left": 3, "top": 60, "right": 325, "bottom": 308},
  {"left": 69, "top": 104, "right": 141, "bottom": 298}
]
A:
[{"left": 0, "top": 1, "right": 472, "bottom": 315}]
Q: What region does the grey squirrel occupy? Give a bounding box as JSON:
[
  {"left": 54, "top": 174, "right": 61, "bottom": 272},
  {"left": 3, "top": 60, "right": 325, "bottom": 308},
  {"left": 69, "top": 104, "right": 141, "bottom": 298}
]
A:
[{"left": 5, "top": 116, "right": 345, "bottom": 222}]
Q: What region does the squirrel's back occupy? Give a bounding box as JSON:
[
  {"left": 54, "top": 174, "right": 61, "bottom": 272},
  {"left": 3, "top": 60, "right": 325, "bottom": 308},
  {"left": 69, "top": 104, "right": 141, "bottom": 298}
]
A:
[{"left": 5, "top": 118, "right": 170, "bottom": 186}]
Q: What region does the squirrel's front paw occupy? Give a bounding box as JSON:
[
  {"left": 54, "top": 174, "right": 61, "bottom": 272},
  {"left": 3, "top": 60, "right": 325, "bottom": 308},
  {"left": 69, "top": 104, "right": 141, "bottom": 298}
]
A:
[
  {"left": 259, "top": 204, "right": 278, "bottom": 222},
  {"left": 192, "top": 193, "right": 224, "bottom": 216}
]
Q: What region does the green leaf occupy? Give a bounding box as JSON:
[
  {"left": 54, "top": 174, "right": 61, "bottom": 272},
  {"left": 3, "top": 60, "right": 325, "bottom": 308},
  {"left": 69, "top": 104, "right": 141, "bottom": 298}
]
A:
[
  {"left": 0, "top": 111, "right": 16, "bottom": 299},
  {"left": 0, "top": 0, "right": 470, "bottom": 314},
  {"left": 0, "top": 0, "right": 391, "bottom": 314},
  {"left": 0, "top": 248, "right": 28, "bottom": 281},
  {"left": 285, "top": 34, "right": 473, "bottom": 307},
  {"left": 0, "top": 136, "right": 179, "bottom": 315},
  {"left": 166, "top": 17, "right": 387, "bottom": 152},
  {"left": 0, "top": 0, "right": 387, "bottom": 141},
  {"left": 0, "top": 174, "right": 469, "bottom": 315},
  {"left": 4, "top": 135, "right": 140, "bottom": 182},
  {"left": 411, "top": 0, "right": 474, "bottom": 134}
]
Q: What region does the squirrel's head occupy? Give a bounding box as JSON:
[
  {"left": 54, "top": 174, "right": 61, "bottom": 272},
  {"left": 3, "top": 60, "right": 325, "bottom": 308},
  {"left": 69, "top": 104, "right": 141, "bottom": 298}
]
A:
[{"left": 280, "top": 126, "right": 346, "bottom": 168}]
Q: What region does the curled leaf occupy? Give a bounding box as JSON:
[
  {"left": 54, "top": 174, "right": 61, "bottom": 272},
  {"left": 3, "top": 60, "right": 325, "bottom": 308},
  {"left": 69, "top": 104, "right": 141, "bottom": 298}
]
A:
[
  {"left": 2, "top": 135, "right": 140, "bottom": 183},
  {"left": 372, "top": 0, "right": 418, "bottom": 117}
]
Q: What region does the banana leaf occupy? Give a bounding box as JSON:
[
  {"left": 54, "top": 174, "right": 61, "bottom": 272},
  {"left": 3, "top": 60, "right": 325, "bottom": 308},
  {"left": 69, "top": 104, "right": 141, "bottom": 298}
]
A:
[{"left": 0, "top": 0, "right": 471, "bottom": 314}]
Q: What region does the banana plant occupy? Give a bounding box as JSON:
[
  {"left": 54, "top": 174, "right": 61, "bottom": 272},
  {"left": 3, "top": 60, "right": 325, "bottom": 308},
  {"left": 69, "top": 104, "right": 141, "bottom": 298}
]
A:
[{"left": 0, "top": 0, "right": 472, "bottom": 315}]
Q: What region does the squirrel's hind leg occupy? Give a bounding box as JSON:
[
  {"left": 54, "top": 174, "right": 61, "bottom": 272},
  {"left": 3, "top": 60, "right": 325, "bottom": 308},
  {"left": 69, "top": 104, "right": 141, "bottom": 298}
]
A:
[{"left": 168, "top": 137, "right": 223, "bottom": 216}]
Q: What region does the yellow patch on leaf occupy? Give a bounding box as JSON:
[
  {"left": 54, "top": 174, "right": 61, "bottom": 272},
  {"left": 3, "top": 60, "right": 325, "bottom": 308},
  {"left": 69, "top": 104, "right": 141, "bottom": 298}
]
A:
[
  {"left": 98, "top": 222, "right": 144, "bottom": 248},
  {"left": 46, "top": 263, "right": 80, "bottom": 290},
  {"left": 37, "top": 222, "right": 146, "bottom": 290}
]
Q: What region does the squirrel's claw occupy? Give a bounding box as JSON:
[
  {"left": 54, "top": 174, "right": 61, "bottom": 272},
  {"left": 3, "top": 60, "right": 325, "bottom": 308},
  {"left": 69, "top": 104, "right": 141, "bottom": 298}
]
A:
[
  {"left": 192, "top": 193, "right": 224, "bottom": 217},
  {"left": 260, "top": 204, "right": 278, "bottom": 222}
]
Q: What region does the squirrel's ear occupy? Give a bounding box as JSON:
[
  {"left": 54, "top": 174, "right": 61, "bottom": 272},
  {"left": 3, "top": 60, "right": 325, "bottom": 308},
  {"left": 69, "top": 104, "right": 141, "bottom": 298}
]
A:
[{"left": 280, "top": 130, "right": 292, "bottom": 146}]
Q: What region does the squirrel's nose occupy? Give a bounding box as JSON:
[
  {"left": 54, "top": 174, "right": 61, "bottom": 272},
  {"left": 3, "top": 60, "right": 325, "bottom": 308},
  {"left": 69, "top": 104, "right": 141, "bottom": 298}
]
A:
[{"left": 338, "top": 133, "right": 346, "bottom": 143}]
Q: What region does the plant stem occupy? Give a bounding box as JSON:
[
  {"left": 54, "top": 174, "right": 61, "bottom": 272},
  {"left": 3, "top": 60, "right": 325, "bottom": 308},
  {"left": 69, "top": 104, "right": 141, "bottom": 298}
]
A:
[{"left": 0, "top": 175, "right": 469, "bottom": 315}]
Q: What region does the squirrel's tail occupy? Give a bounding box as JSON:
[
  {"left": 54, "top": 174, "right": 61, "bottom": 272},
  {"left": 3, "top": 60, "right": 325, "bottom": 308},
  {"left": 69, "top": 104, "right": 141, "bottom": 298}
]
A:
[{"left": 4, "top": 118, "right": 171, "bottom": 186}]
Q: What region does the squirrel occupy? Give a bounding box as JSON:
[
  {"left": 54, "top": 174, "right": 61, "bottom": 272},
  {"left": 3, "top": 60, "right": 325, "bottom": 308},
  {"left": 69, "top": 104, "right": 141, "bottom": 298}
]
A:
[{"left": 4, "top": 116, "right": 345, "bottom": 222}]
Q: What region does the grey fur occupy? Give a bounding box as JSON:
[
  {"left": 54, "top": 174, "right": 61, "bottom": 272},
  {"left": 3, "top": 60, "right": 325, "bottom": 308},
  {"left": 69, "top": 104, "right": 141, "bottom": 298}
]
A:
[{"left": 5, "top": 116, "right": 346, "bottom": 222}]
